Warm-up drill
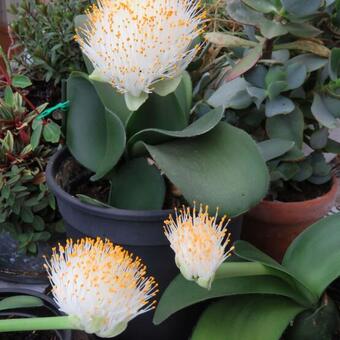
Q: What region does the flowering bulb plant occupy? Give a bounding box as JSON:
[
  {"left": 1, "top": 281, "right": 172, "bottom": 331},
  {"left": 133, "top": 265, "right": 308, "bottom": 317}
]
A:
[
  {"left": 0, "top": 238, "right": 158, "bottom": 337},
  {"left": 65, "top": 0, "right": 269, "bottom": 217},
  {"left": 156, "top": 209, "right": 340, "bottom": 340}
]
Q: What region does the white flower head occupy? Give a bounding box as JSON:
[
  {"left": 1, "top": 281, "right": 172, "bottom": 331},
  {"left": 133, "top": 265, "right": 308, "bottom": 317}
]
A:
[
  {"left": 164, "top": 204, "right": 234, "bottom": 289},
  {"left": 76, "top": 0, "right": 205, "bottom": 110},
  {"left": 44, "top": 238, "right": 158, "bottom": 338}
]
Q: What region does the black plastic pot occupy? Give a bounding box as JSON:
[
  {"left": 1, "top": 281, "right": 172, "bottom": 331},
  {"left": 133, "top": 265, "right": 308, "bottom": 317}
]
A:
[
  {"left": 0, "top": 288, "right": 72, "bottom": 340},
  {"left": 47, "top": 147, "right": 243, "bottom": 340}
]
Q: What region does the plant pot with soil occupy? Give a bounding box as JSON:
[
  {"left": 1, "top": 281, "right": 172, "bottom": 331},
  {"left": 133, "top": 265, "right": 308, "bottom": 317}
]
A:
[
  {"left": 47, "top": 2, "right": 269, "bottom": 339},
  {"left": 0, "top": 288, "right": 72, "bottom": 340},
  {"left": 201, "top": 0, "right": 340, "bottom": 262}
]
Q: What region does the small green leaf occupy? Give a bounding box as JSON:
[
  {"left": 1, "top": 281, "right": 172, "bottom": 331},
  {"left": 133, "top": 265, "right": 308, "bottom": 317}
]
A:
[
  {"left": 266, "top": 108, "right": 304, "bottom": 148},
  {"left": 153, "top": 76, "right": 182, "bottom": 96},
  {"left": 43, "top": 121, "right": 61, "bottom": 143},
  {"left": 30, "top": 121, "right": 43, "bottom": 150},
  {"left": 4, "top": 86, "right": 14, "bottom": 106},
  {"left": 287, "top": 54, "right": 327, "bottom": 72},
  {"left": 109, "top": 158, "right": 166, "bottom": 210},
  {"left": 0, "top": 296, "right": 43, "bottom": 311},
  {"left": 242, "top": 0, "right": 278, "bottom": 13},
  {"left": 265, "top": 96, "right": 295, "bottom": 117},
  {"left": 311, "top": 93, "right": 337, "bottom": 129},
  {"left": 11, "top": 75, "right": 32, "bottom": 89},
  {"left": 329, "top": 48, "right": 340, "bottom": 81},
  {"left": 281, "top": 0, "right": 322, "bottom": 17},
  {"left": 191, "top": 296, "right": 305, "bottom": 340}
]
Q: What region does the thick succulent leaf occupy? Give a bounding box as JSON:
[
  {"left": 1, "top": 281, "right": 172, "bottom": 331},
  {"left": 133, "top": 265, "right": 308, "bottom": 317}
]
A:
[
  {"left": 281, "top": 0, "right": 322, "bottom": 17},
  {"left": 153, "top": 273, "right": 305, "bottom": 325},
  {"left": 126, "top": 83, "right": 189, "bottom": 138},
  {"left": 234, "top": 241, "right": 318, "bottom": 305},
  {"left": 175, "top": 71, "right": 192, "bottom": 119},
  {"left": 242, "top": 0, "right": 278, "bottom": 13},
  {"left": 247, "top": 86, "right": 267, "bottom": 108},
  {"left": 146, "top": 122, "right": 269, "bottom": 217},
  {"left": 286, "top": 63, "right": 308, "bottom": 90},
  {"left": 258, "top": 139, "right": 295, "bottom": 161},
  {"left": 286, "top": 23, "right": 322, "bottom": 38},
  {"left": 283, "top": 214, "right": 340, "bottom": 297},
  {"left": 287, "top": 54, "right": 328, "bottom": 72},
  {"left": 207, "top": 78, "right": 250, "bottom": 108},
  {"left": 153, "top": 76, "right": 182, "bottom": 97},
  {"left": 227, "top": 0, "right": 264, "bottom": 26},
  {"left": 246, "top": 65, "right": 267, "bottom": 88},
  {"left": 266, "top": 107, "right": 304, "bottom": 148},
  {"left": 310, "top": 128, "right": 329, "bottom": 149},
  {"left": 191, "top": 296, "right": 305, "bottom": 340},
  {"left": 311, "top": 93, "right": 338, "bottom": 129},
  {"left": 225, "top": 45, "right": 263, "bottom": 82},
  {"left": 0, "top": 296, "right": 43, "bottom": 311},
  {"left": 109, "top": 158, "right": 166, "bottom": 210},
  {"left": 127, "top": 107, "right": 224, "bottom": 156},
  {"left": 265, "top": 96, "right": 295, "bottom": 117},
  {"left": 67, "top": 73, "right": 126, "bottom": 179},
  {"left": 260, "top": 20, "right": 289, "bottom": 39}
]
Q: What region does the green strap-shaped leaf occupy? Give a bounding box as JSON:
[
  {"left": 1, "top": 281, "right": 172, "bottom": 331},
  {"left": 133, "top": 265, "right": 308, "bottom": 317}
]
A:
[
  {"left": 127, "top": 107, "right": 224, "bottom": 156},
  {"left": 283, "top": 214, "right": 340, "bottom": 298},
  {"left": 234, "top": 241, "right": 318, "bottom": 306},
  {"left": 146, "top": 122, "right": 269, "bottom": 217},
  {"left": 0, "top": 296, "right": 43, "bottom": 311},
  {"left": 109, "top": 158, "right": 166, "bottom": 210},
  {"left": 67, "top": 72, "right": 126, "bottom": 180},
  {"left": 191, "top": 295, "right": 305, "bottom": 340},
  {"left": 153, "top": 273, "right": 305, "bottom": 325}
]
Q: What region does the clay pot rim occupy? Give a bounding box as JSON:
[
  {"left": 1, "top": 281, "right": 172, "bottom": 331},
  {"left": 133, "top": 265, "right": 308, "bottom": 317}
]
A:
[{"left": 261, "top": 175, "right": 339, "bottom": 208}]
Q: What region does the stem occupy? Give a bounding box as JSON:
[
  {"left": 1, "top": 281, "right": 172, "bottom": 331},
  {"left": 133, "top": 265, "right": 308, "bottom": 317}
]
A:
[
  {"left": 0, "top": 316, "right": 80, "bottom": 333},
  {"left": 215, "top": 262, "right": 272, "bottom": 280}
]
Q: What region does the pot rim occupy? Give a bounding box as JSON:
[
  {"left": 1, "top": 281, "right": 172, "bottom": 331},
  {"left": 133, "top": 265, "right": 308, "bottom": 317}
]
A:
[
  {"left": 46, "top": 147, "right": 172, "bottom": 221},
  {"left": 260, "top": 175, "right": 339, "bottom": 208}
]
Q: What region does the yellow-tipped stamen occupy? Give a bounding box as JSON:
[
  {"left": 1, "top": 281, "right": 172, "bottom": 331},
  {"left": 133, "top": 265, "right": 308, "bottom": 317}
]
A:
[
  {"left": 44, "top": 238, "right": 158, "bottom": 338},
  {"left": 164, "top": 203, "right": 234, "bottom": 289},
  {"left": 75, "top": 0, "right": 206, "bottom": 98}
]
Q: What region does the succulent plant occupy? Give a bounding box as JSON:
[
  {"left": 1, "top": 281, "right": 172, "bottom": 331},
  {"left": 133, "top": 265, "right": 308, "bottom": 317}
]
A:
[{"left": 201, "top": 0, "right": 340, "bottom": 200}]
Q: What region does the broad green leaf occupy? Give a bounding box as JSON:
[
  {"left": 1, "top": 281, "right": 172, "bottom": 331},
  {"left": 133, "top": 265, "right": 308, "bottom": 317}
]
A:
[
  {"left": 0, "top": 296, "right": 43, "bottom": 311},
  {"left": 11, "top": 75, "right": 32, "bottom": 89},
  {"left": 242, "top": 0, "right": 278, "bottom": 13},
  {"left": 257, "top": 139, "right": 295, "bottom": 161},
  {"left": 146, "top": 122, "right": 269, "bottom": 217},
  {"left": 234, "top": 240, "right": 318, "bottom": 305},
  {"left": 4, "top": 86, "right": 14, "bottom": 106},
  {"left": 283, "top": 214, "right": 340, "bottom": 297},
  {"left": 266, "top": 107, "right": 304, "bottom": 148},
  {"left": 77, "top": 194, "right": 112, "bottom": 208},
  {"left": 128, "top": 107, "right": 224, "bottom": 156},
  {"left": 286, "top": 63, "right": 308, "bottom": 90},
  {"left": 174, "top": 71, "right": 192, "bottom": 118},
  {"left": 281, "top": 0, "right": 322, "bottom": 17},
  {"left": 191, "top": 296, "right": 305, "bottom": 340},
  {"left": 90, "top": 80, "right": 132, "bottom": 124},
  {"left": 225, "top": 45, "right": 263, "bottom": 81},
  {"left": 109, "top": 158, "right": 165, "bottom": 210},
  {"left": 126, "top": 88, "right": 189, "bottom": 139},
  {"left": 67, "top": 72, "right": 126, "bottom": 179},
  {"left": 329, "top": 48, "right": 340, "bottom": 81},
  {"left": 153, "top": 273, "right": 305, "bottom": 325},
  {"left": 310, "top": 128, "right": 329, "bottom": 149},
  {"left": 265, "top": 96, "right": 295, "bottom": 117},
  {"left": 325, "top": 139, "right": 340, "bottom": 153},
  {"left": 311, "top": 93, "right": 337, "bottom": 129}
]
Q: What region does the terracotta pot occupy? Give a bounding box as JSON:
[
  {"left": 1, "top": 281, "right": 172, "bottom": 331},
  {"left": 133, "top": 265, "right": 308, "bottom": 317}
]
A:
[{"left": 242, "top": 176, "right": 339, "bottom": 262}]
